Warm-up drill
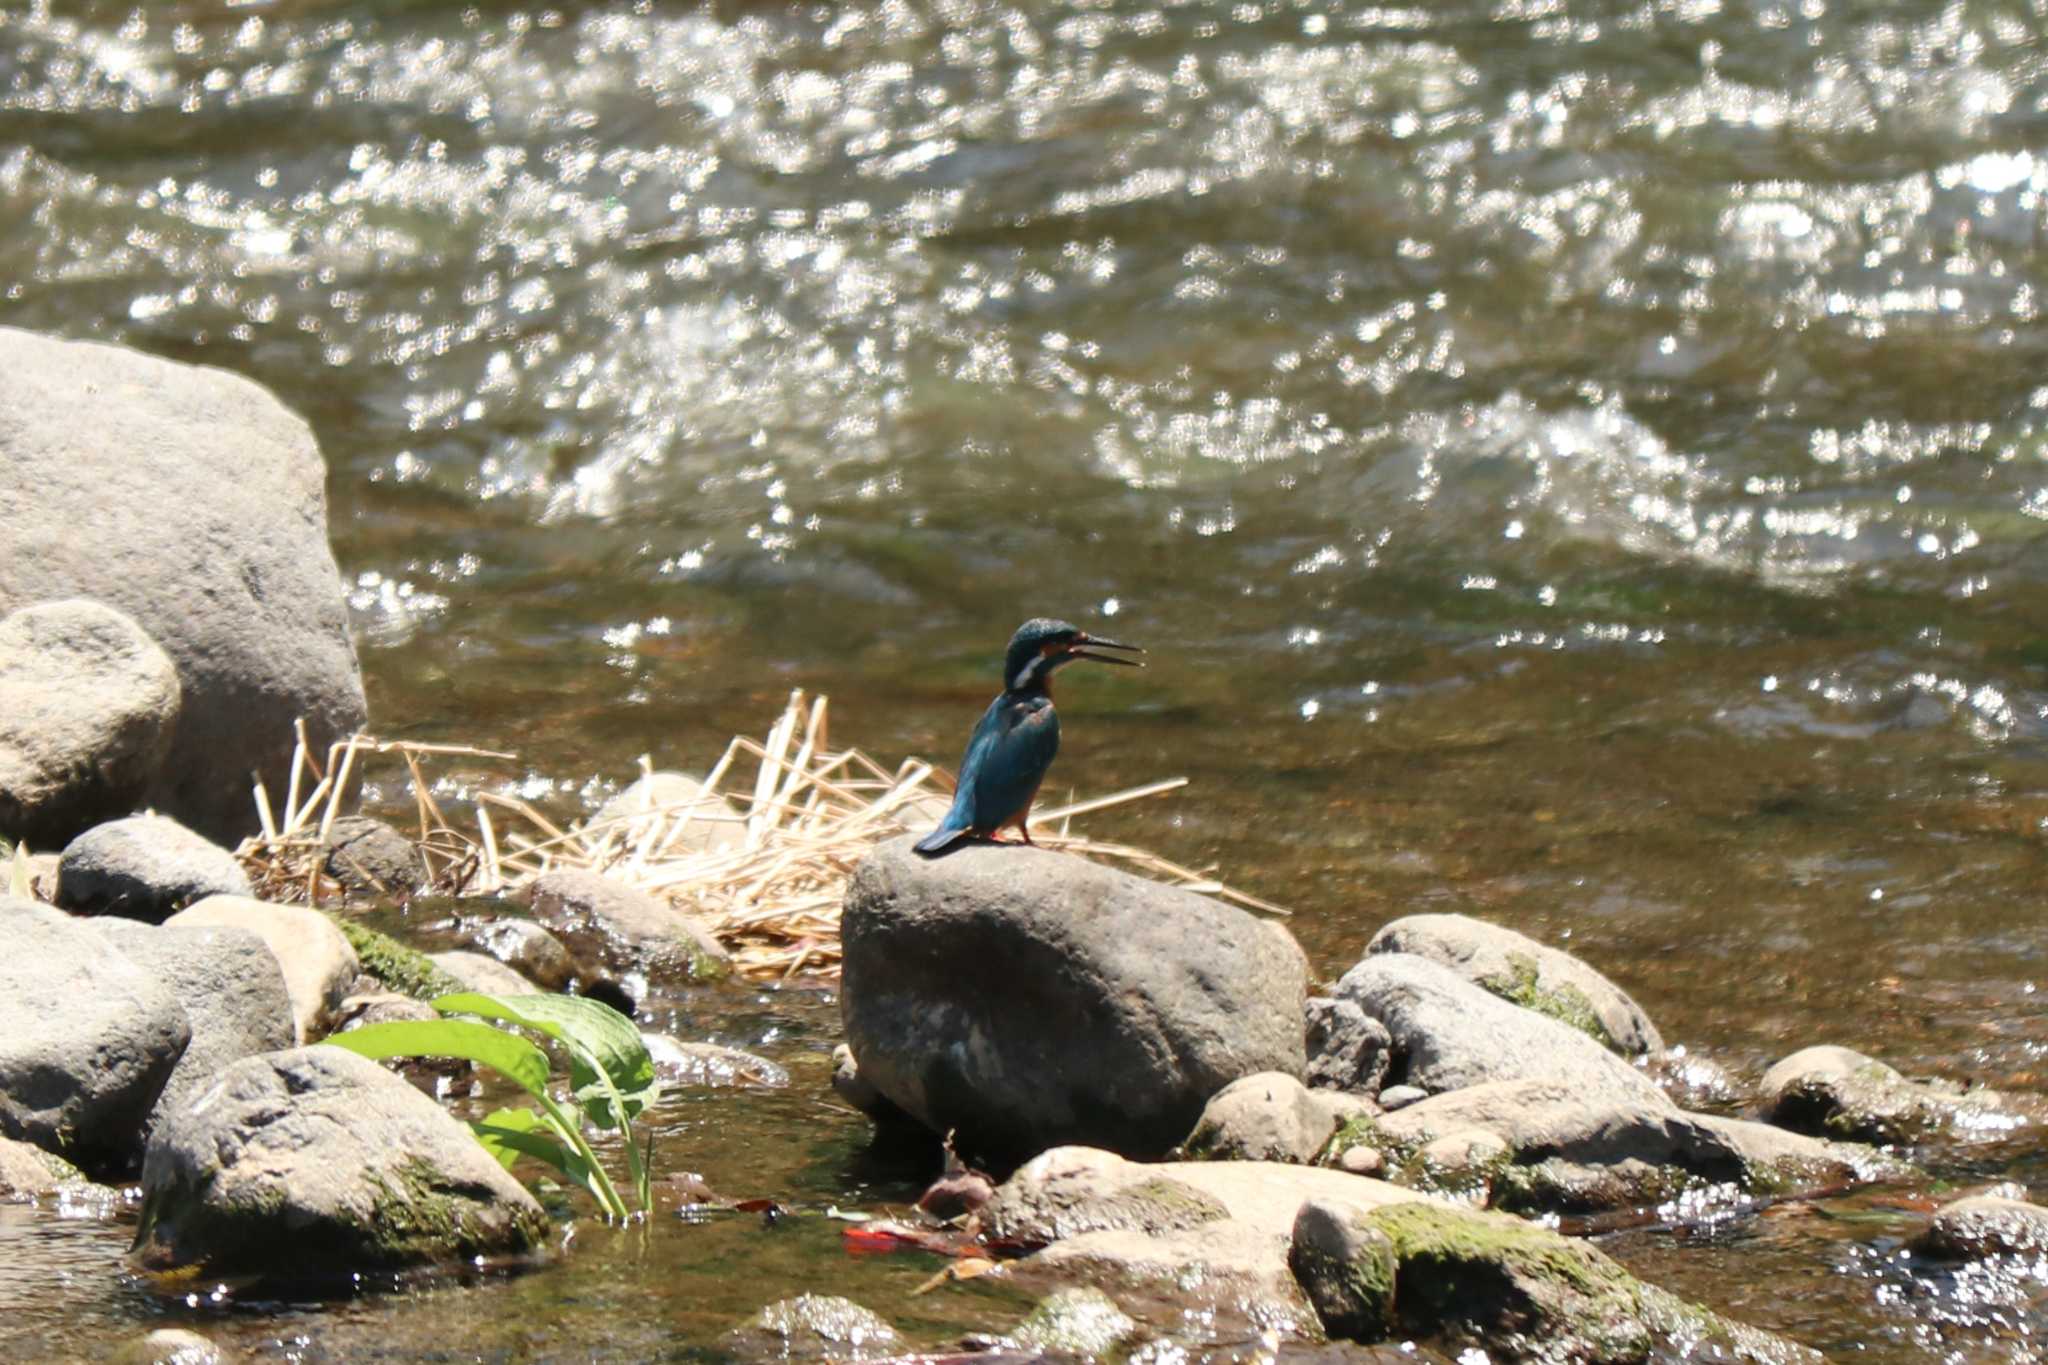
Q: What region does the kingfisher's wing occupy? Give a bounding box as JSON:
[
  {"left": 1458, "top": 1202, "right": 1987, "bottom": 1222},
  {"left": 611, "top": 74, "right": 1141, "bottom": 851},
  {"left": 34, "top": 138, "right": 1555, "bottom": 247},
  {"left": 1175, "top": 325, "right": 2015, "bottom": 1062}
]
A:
[
  {"left": 913, "top": 698, "right": 1005, "bottom": 854},
  {"left": 965, "top": 697, "right": 1060, "bottom": 832}
]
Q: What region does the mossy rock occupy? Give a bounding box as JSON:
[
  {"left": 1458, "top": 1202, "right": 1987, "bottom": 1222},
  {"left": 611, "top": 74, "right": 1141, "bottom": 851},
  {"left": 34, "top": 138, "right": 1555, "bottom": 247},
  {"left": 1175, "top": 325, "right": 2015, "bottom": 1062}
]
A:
[
  {"left": 328, "top": 914, "right": 465, "bottom": 1001},
  {"left": 1007, "top": 1286, "right": 1139, "bottom": 1356},
  {"left": 1358, "top": 1202, "right": 1821, "bottom": 1362},
  {"left": 1478, "top": 953, "right": 1618, "bottom": 1052}
]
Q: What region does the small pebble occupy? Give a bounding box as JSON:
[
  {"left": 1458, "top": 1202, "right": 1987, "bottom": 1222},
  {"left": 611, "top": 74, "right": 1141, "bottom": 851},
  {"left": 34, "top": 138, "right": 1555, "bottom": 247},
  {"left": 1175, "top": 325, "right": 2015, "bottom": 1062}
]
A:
[
  {"left": 1377, "top": 1085, "right": 1427, "bottom": 1111},
  {"left": 1337, "top": 1145, "right": 1385, "bottom": 1177}
]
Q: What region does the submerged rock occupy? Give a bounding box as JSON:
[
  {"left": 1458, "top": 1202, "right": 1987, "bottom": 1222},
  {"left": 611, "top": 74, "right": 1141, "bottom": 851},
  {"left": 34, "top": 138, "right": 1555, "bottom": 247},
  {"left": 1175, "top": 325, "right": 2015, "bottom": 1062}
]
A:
[
  {"left": 1326, "top": 1077, "right": 1913, "bottom": 1213},
  {"left": 982, "top": 1144, "right": 1430, "bottom": 1326},
  {"left": 0, "top": 326, "right": 367, "bottom": 843},
  {"left": 1758, "top": 1045, "right": 2030, "bottom": 1144},
  {"left": 1911, "top": 1193, "right": 2048, "bottom": 1260},
  {"left": 0, "top": 897, "right": 189, "bottom": 1172},
  {"left": 1365, "top": 913, "right": 1663, "bottom": 1056},
  {"left": 842, "top": 837, "right": 1308, "bottom": 1162},
  {"left": 107, "top": 1328, "right": 227, "bottom": 1365},
  {"left": 1005, "top": 1287, "right": 1138, "bottom": 1356},
  {"left": 643, "top": 1035, "right": 789, "bottom": 1088},
  {"left": 1334, "top": 954, "right": 1666, "bottom": 1108},
  {"left": 56, "top": 814, "right": 252, "bottom": 923},
  {"left": 522, "top": 868, "right": 730, "bottom": 993},
  {"left": 723, "top": 1294, "right": 900, "bottom": 1361},
  {"left": 458, "top": 917, "right": 577, "bottom": 992},
  {"left": 1183, "top": 1071, "right": 1338, "bottom": 1165},
  {"left": 87, "top": 918, "right": 294, "bottom": 1133},
  {"left": 134, "top": 1046, "right": 548, "bottom": 1282},
  {"left": 166, "top": 896, "right": 359, "bottom": 1043},
  {"left": 321, "top": 816, "right": 427, "bottom": 899},
  {"left": 0, "top": 599, "right": 181, "bottom": 850},
  {"left": 1298, "top": 1199, "right": 1823, "bottom": 1362}
]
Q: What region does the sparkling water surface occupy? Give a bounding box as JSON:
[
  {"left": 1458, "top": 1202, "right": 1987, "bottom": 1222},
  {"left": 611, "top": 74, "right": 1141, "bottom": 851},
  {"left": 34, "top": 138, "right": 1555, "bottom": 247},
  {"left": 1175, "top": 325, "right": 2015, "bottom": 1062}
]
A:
[{"left": 3, "top": 0, "right": 2047, "bottom": 1357}]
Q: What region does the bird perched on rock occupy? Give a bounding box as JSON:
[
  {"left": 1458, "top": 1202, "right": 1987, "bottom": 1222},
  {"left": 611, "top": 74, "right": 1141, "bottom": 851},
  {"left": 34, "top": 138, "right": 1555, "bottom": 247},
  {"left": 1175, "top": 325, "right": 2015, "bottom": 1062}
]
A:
[{"left": 913, "top": 618, "right": 1143, "bottom": 856}]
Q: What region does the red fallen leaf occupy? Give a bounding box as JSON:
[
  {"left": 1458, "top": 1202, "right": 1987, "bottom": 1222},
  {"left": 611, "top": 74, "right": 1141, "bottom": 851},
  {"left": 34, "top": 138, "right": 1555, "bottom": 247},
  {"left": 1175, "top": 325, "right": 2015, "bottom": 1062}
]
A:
[
  {"left": 841, "top": 1221, "right": 977, "bottom": 1256},
  {"left": 732, "top": 1198, "right": 783, "bottom": 1214}
]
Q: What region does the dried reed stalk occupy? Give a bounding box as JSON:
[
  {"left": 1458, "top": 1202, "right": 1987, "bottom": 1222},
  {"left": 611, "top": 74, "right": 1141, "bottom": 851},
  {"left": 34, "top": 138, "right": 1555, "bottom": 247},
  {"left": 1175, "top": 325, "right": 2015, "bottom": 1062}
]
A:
[{"left": 235, "top": 691, "right": 1282, "bottom": 980}]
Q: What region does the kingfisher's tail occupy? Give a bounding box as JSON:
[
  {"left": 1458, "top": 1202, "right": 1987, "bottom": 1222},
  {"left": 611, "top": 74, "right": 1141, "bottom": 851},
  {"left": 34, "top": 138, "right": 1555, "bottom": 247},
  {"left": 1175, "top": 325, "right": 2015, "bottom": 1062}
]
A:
[{"left": 912, "top": 825, "right": 971, "bottom": 856}]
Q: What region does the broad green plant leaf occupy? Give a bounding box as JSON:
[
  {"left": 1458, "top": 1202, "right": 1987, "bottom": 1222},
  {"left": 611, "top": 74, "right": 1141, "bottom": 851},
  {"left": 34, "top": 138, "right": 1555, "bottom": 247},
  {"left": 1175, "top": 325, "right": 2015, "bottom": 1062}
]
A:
[
  {"left": 323, "top": 1018, "right": 552, "bottom": 1098},
  {"left": 469, "top": 1105, "right": 599, "bottom": 1189},
  {"left": 431, "top": 992, "right": 659, "bottom": 1126}
]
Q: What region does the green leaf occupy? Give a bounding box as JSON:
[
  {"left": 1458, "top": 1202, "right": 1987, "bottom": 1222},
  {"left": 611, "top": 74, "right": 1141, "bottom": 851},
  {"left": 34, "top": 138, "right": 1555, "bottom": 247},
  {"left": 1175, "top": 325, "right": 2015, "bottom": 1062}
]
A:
[
  {"left": 468, "top": 1106, "right": 594, "bottom": 1189},
  {"left": 322, "top": 1018, "right": 553, "bottom": 1099},
  {"left": 431, "top": 992, "right": 659, "bottom": 1127}
]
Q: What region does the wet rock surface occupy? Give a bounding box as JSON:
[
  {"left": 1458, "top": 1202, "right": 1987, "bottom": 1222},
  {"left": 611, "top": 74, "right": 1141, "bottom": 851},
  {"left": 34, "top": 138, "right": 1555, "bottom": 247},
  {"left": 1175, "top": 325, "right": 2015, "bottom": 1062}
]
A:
[
  {"left": 842, "top": 837, "right": 1309, "bottom": 1162},
  {"left": 644, "top": 1035, "right": 790, "bottom": 1088},
  {"left": 522, "top": 867, "right": 731, "bottom": 992},
  {"left": 0, "top": 599, "right": 181, "bottom": 850},
  {"left": 0, "top": 1133, "right": 89, "bottom": 1199},
  {"left": 1910, "top": 1192, "right": 2048, "bottom": 1260},
  {"left": 0, "top": 896, "right": 189, "bottom": 1172},
  {"left": 86, "top": 918, "right": 294, "bottom": 1133},
  {"left": 427, "top": 948, "right": 540, "bottom": 996},
  {"left": 457, "top": 917, "right": 576, "bottom": 992},
  {"left": 135, "top": 1046, "right": 548, "bottom": 1282},
  {"left": 0, "top": 327, "right": 366, "bottom": 843},
  {"left": 1365, "top": 913, "right": 1663, "bottom": 1056},
  {"left": 1334, "top": 953, "right": 1666, "bottom": 1108},
  {"left": 1758, "top": 1044, "right": 2029, "bottom": 1144},
  {"left": 723, "top": 1294, "right": 901, "bottom": 1361},
  {"left": 1004, "top": 1287, "right": 1138, "bottom": 1357},
  {"left": 56, "top": 814, "right": 252, "bottom": 923},
  {"left": 165, "top": 896, "right": 360, "bottom": 1043},
  {"left": 107, "top": 1328, "right": 228, "bottom": 1365}
]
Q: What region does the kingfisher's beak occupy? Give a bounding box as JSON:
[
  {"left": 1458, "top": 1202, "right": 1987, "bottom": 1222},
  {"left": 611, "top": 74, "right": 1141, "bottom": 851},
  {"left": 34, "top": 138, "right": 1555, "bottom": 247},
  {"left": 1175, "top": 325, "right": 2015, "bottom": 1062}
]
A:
[{"left": 1069, "top": 634, "right": 1145, "bottom": 667}]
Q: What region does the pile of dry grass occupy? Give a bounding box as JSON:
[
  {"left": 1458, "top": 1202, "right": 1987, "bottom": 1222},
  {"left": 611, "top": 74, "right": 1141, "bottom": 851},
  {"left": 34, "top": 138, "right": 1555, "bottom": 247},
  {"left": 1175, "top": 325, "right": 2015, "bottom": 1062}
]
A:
[{"left": 238, "top": 691, "right": 1282, "bottom": 981}]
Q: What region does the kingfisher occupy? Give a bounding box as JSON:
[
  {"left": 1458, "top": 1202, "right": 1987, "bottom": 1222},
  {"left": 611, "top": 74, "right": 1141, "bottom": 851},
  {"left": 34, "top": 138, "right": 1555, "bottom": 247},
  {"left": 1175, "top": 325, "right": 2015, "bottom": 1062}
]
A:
[{"left": 913, "top": 618, "right": 1144, "bottom": 856}]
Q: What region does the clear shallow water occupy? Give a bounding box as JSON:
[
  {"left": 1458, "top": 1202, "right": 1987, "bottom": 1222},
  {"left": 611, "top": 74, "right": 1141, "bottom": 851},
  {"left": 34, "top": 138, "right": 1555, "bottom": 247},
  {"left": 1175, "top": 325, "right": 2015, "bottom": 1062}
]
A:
[{"left": 4, "top": 0, "right": 2048, "bottom": 1357}]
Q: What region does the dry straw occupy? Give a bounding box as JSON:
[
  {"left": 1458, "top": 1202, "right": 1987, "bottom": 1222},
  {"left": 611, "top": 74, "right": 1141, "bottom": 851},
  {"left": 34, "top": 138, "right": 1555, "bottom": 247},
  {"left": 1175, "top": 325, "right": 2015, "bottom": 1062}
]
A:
[{"left": 238, "top": 692, "right": 1285, "bottom": 981}]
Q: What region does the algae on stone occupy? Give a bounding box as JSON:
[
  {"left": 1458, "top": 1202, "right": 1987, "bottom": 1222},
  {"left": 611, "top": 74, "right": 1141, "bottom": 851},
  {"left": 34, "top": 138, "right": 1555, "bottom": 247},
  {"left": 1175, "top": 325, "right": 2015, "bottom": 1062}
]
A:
[
  {"left": 329, "top": 914, "right": 464, "bottom": 1001},
  {"left": 1479, "top": 953, "right": 1617, "bottom": 1052}
]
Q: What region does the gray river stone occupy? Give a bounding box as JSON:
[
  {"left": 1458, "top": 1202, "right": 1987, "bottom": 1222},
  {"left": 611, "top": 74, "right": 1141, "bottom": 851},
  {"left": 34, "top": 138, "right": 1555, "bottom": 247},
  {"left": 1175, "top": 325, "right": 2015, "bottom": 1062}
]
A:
[
  {"left": 842, "top": 836, "right": 1309, "bottom": 1162},
  {"left": 0, "top": 599, "right": 181, "bottom": 850},
  {"left": 165, "top": 896, "right": 359, "bottom": 1044},
  {"left": 427, "top": 949, "right": 541, "bottom": 996},
  {"left": 1334, "top": 953, "right": 1666, "bottom": 1108},
  {"left": 1365, "top": 913, "right": 1663, "bottom": 1057},
  {"left": 1331, "top": 1077, "right": 1913, "bottom": 1214},
  {"left": 1308, "top": 1200, "right": 1823, "bottom": 1362},
  {"left": 56, "top": 814, "right": 252, "bottom": 923},
  {"left": 1911, "top": 1193, "right": 2048, "bottom": 1260},
  {"left": 522, "top": 867, "right": 731, "bottom": 992},
  {"left": 983, "top": 1145, "right": 1431, "bottom": 1331},
  {"left": 87, "top": 918, "right": 294, "bottom": 1134},
  {"left": 321, "top": 815, "right": 427, "bottom": 899},
  {"left": 1758, "top": 1044, "right": 2032, "bottom": 1144},
  {"left": 0, "top": 1134, "right": 89, "bottom": 1199},
  {"left": 459, "top": 917, "right": 577, "bottom": 992},
  {"left": 134, "top": 1046, "right": 548, "bottom": 1281},
  {"left": 1183, "top": 1071, "right": 1338, "bottom": 1165},
  {"left": 1305, "top": 995, "right": 1393, "bottom": 1096},
  {"left": 0, "top": 897, "right": 189, "bottom": 1172},
  {"left": 593, "top": 770, "right": 746, "bottom": 855},
  {"left": 723, "top": 1295, "right": 901, "bottom": 1361},
  {"left": 0, "top": 327, "right": 366, "bottom": 844}
]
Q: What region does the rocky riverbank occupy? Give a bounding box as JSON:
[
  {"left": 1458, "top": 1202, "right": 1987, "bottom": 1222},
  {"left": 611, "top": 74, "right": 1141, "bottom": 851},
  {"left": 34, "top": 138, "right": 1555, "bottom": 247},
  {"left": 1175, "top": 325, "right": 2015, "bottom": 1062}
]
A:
[{"left": 3, "top": 330, "right": 2045, "bottom": 1361}]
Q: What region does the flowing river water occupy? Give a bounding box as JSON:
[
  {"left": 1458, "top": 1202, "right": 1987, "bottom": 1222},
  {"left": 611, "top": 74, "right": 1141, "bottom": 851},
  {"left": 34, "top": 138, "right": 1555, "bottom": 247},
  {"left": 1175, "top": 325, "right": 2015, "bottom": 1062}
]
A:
[{"left": 4, "top": 0, "right": 2048, "bottom": 1358}]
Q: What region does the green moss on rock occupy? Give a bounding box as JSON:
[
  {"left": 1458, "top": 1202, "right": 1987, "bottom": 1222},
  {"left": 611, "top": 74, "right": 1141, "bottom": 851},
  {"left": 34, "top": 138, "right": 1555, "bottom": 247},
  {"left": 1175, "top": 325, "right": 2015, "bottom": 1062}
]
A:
[
  {"left": 328, "top": 915, "right": 465, "bottom": 1000},
  {"left": 1478, "top": 953, "right": 1617, "bottom": 1052}
]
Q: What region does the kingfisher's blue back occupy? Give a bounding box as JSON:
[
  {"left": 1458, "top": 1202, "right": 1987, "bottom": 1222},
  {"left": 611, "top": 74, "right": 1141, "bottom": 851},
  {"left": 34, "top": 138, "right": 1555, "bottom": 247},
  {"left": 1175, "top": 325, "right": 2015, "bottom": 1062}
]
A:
[{"left": 913, "top": 692, "right": 1060, "bottom": 854}]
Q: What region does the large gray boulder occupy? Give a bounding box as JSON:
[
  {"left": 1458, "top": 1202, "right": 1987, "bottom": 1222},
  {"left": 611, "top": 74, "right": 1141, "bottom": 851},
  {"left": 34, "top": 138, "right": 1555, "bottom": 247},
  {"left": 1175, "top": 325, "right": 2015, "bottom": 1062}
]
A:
[
  {"left": 1333, "top": 953, "right": 1666, "bottom": 1108},
  {"left": 56, "top": 814, "right": 252, "bottom": 922},
  {"left": 842, "top": 837, "right": 1309, "bottom": 1161},
  {"left": 1366, "top": 913, "right": 1663, "bottom": 1056},
  {"left": 0, "top": 897, "right": 189, "bottom": 1171},
  {"left": 1330, "top": 1078, "right": 1913, "bottom": 1213},
  {"left": 134, "top": 1046, "right": 548, "bottom": 1281},
  {"left": 0, "top": 327, "right": 366, "bottom": 843},
  {"left": 87, "top": 918, "right": 294, "bottom": 1131},
  {"left": 0, "top": 600, "right": 181, "bottom": 849}
]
